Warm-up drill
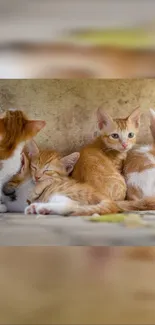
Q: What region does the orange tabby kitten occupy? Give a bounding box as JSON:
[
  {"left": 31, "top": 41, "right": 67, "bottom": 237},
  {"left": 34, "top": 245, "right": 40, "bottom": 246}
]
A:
[
  {"left": 24, "top": 142, "right": 155, "bottom": 217},
  {"left": 0, "top": 109, "right": 45, "bottom": 212},
  {"left": 25, "top": 143, "right": 119, "bottom": 216},
  {"left": 72, "top": 107, "right": 141, "bottom": 202}
]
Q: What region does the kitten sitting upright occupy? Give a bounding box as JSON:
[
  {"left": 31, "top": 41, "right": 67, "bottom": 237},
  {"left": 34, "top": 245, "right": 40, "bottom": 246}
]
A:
[
  {"left": 72, "top": 107, "right": 141, "bottom": 201},
  {"left": 0, "top": 109, "right": 45, "bottom": 212}
]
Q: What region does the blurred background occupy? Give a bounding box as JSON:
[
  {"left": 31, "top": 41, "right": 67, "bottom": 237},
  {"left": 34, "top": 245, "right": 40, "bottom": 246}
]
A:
[
  {"left": 1, "top": 247, "right": 155, "bottom": 324},
  {"left": 0, "top": 0, "right": 155, "bottom": 78}
]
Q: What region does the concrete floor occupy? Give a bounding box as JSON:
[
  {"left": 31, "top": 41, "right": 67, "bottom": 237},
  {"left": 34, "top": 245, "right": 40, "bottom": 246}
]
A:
[{"left": 1, "top": 212, "right": 155, "bottom": 245}]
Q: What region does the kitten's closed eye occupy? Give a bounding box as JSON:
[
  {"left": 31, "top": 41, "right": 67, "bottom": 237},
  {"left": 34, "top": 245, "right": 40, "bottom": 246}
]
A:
[
  {"left": 31, "top": 164, "right": 37, "bottom": 170},
  {"left": 45, "top": 167, "right": 53, "bottom": 172}
]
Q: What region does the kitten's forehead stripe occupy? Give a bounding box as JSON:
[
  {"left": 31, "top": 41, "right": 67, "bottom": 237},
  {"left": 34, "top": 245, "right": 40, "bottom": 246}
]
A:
[
  {"left": 32, "top": 150, "right": 62, "bottom": 173},
  {"left": 114, "top": 118, "right": 128, "bottom": 130}
]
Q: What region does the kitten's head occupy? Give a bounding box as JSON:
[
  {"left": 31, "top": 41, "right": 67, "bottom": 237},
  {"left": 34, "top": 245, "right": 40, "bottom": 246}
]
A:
[
  {"left": 97, "top": 107, "right": 140, "bottom": 152},
  {"left": 28, "top": 141, "right": 80, "bottom": 182},
  {"left": 0, "top": 109, "right": 45, "bottom": 158}
]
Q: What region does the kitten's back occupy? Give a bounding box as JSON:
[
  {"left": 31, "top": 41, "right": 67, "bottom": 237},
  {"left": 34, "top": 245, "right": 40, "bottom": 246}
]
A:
[{"left": 124, "top": 144, "right": 155, "bottom": 200}]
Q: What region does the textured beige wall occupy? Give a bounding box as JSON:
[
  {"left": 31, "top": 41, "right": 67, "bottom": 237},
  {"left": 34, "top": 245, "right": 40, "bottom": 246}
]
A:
[{"left": 0, "top": 79, "right": 155, "bottom": 154}]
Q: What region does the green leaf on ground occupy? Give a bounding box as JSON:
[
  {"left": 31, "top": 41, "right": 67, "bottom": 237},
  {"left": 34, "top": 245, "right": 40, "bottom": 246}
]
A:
[{"left": 89, "top": 213, "right": 128, "bottom": 223}]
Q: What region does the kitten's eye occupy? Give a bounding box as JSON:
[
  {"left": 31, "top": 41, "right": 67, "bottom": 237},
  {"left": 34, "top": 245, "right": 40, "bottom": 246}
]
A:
[
  {"left": 45, "top": 166, "right": 52, "bottom": 172},
  {"left": 128, "top": 132, "right": 135, "bottom": 138},
  {"left": 110, "top": 133, "right": 119, "bottom": 139},
  {"left": 45, "top": 168, "right": 52, "bottom": 172}
]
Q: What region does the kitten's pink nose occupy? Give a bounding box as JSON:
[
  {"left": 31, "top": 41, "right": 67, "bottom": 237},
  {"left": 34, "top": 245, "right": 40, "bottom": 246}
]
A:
[
  {"left": 35, "top": 176, "right": 40, "bottom": 181},
  {"left": 122, "top": 142, "right": 128, "bottom": 149}
]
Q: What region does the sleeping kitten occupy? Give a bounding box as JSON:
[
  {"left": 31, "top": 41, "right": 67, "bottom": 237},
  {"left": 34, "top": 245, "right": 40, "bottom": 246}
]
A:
[
  {"left": 25, "top": 143, "right": 119, "bottom": 216},
  {"left": 0, "top": 109, "right": 45, "bottom": 212},
  {"left": 25, "top": 142, "right": 155, "bottom": 217},
  {"left": 124, "top": 108, "right": 155, "bottom": 201}
]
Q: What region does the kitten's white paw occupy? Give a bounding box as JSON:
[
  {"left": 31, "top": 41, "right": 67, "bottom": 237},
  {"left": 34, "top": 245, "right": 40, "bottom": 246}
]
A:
[
  {"left": 36, "top": 203, "right": 52, "bottom": 215},
  {"left": 25, "top": 203, "right": 37, "bottom": 215},
  {"left": 0, "top": 203, "right": 7, "bottom": 213},
  {"left": 25, "top": 203, "right": 52, "bottom": 215}
]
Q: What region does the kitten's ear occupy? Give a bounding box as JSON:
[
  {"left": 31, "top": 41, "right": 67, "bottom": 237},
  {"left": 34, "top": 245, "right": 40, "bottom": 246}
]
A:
[
  {"left": 97, "top": 108, "right": 115, "bottom": 130},
  {"left": 150, "top": 108, "right": 155, "bottom": 120},
  {"left": 61, "top": 152, "right": 80, "bottom": 175},
  {"left": 24, "top": 120, "right": 46, "bottom": 138},
  {"left": 0, "top": 120, "right": 4, "bottom": 140},
  {"left": 19, "top": 152, "right": 29, "bottom": 175},
  {"left": 0, "top": 113, "right": 6, "bottom": 140},
  {"left": 25, "top": 140, "right": 39, "bottom": 158},
  {"left": 0, "top": 111, "right": 6, "bottom": 119},
  {"left": 149, "top": 108, "right": 155, "bottom": 139},
  {"left": 127, "top": 107, "right": 141, "bottom": 128}
]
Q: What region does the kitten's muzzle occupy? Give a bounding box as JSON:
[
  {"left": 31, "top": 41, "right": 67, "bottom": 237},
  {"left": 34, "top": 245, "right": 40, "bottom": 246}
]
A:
[
  {"left": 121, "top": 142, "right": 128, "bottom": 149},
  {"left": 35, "top": 176, "right": 41, "bottom": 181},
  {"left": 3, "top": 184, "right": 16, "bottom": 196},
  {"left": 3, "top": 184, "right": 16, "bottom": 201}
]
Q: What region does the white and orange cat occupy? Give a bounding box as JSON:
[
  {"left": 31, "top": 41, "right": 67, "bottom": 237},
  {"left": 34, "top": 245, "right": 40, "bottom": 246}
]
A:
[
  {"left": 0, "top": 109, "right": 45, "bottom": 213},
  {"left": 124, "top": 108, "right": 155, "bottom": 204}
]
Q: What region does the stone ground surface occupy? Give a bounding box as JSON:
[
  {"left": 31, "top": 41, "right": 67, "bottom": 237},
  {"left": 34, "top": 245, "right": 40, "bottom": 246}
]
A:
[{"left": 1, "top": 212, "right": 155, "bottom": 245}]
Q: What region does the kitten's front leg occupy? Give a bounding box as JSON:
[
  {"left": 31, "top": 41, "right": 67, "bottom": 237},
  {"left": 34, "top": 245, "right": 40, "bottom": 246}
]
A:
[
  {"left": 25, "top": 203, "right": 54, "bottom": 215},
  {"left": 25, "top": 198, "right": 76, "bottom": 216}
]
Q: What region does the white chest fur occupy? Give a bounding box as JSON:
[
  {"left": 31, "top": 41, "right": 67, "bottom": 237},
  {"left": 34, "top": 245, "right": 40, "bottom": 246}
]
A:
[
  {"left": 0, "top": 144, "right": 23, "bottom": 189},
  {"left": 127, "top": 168, "right": 155, "bottom": 197},
  {"left": 127, "top": 145, "right": 155, "bottom": 197}
]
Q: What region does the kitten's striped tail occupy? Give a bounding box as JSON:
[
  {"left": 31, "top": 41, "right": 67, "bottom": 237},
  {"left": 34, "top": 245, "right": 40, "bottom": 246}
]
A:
[
  {"left": 71, "top": 200, "right": 119, "bottom": 216},
  {"left": 117, "top": 197, "right": 155, "bottom": 212}
]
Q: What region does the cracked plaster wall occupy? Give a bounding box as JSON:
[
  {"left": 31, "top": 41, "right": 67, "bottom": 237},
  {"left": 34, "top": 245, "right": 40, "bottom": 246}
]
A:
[{"left": 0, "top": 79, "right": 154, "bottom": 154}]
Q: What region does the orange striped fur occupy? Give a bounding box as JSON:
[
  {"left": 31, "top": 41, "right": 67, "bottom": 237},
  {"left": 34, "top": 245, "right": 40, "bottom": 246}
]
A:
[{"left": 0, "top": 110, "right": 45, "bottom": 159}]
